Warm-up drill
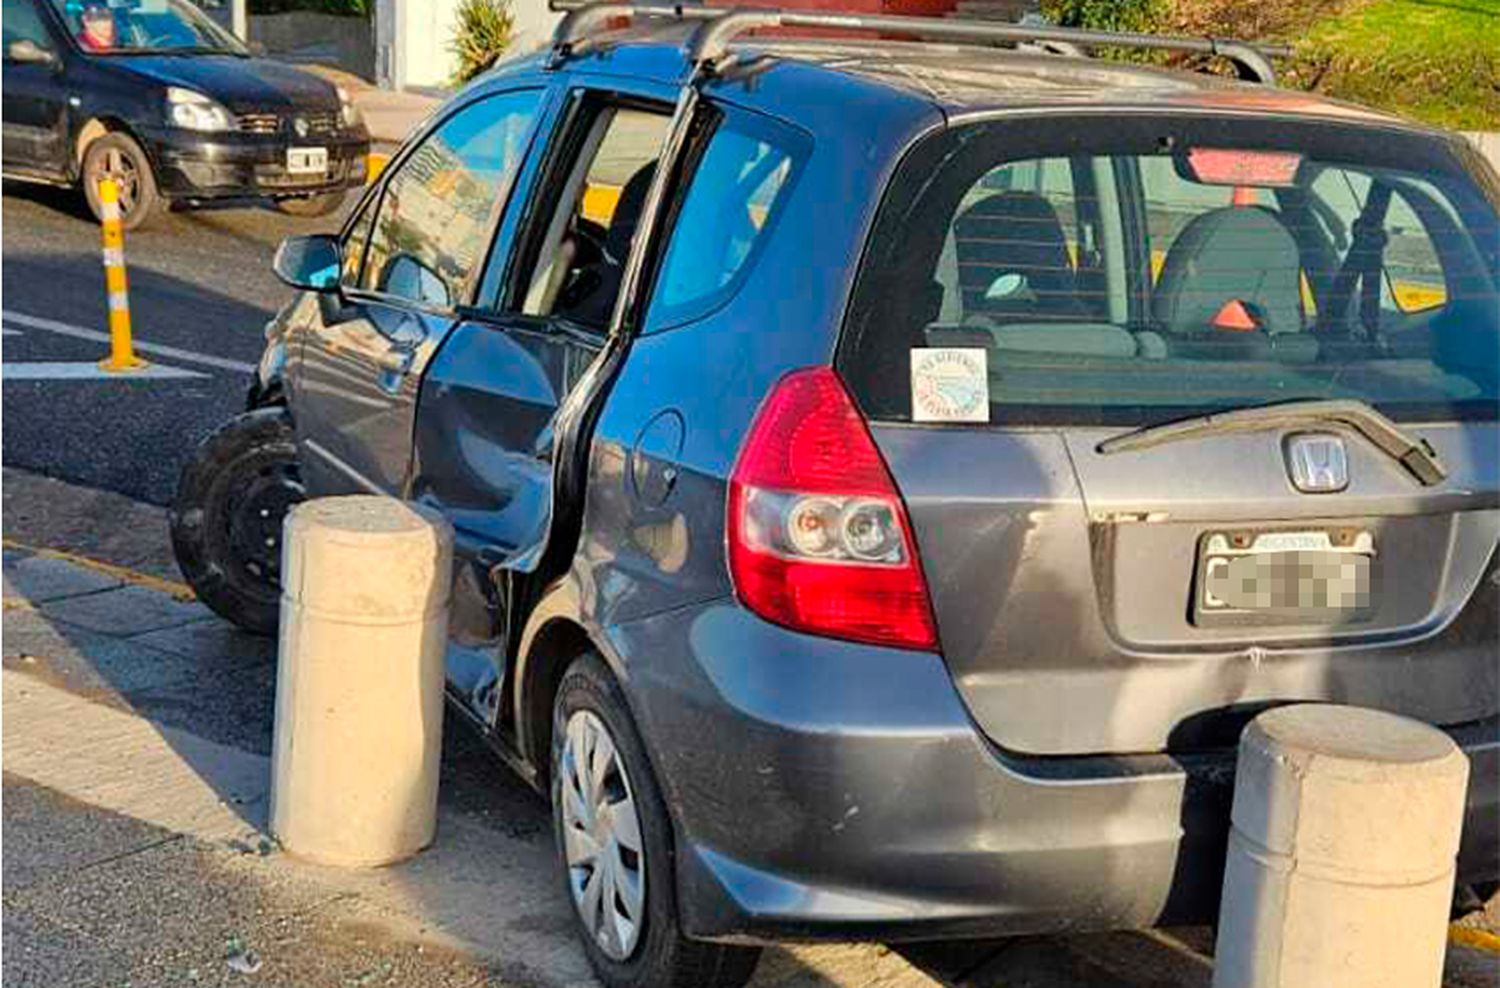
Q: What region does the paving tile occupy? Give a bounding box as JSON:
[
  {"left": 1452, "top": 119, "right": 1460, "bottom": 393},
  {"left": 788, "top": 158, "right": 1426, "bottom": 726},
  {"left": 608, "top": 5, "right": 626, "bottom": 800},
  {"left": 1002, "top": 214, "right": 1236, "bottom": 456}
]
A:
[
  {"left": 3, "top": 607, "right": 200, "bottom": 695},
  {"left": 39, "top": 584, "right": 211, "bottom": 636},
  {"left": 2, "top": 552, "right": 122, "bottom": 604}
]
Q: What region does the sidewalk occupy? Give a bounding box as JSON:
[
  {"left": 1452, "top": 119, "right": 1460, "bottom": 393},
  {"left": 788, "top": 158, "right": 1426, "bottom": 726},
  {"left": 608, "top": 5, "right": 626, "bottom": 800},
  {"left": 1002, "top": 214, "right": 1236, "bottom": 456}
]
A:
[{"left": 4, "top": 469, "right": 1498, "bottom": 988}]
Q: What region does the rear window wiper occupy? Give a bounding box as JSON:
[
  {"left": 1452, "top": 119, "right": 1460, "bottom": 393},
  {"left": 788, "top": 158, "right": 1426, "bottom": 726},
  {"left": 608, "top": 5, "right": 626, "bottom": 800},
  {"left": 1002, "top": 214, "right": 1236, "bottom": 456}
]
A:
[{"left": 1096, "top": 398, "right": 1447, "bottom": 487}]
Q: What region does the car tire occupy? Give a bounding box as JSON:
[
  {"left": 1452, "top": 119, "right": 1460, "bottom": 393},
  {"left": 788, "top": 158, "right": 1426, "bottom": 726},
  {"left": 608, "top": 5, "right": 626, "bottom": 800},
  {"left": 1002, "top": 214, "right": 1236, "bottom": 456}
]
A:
[
  {"left": 551, "top": 653, "right": 762, "bottom": 988},
  {"left": 81, "top": 131, "right": 162, "bottom": 231},
  {"left": 169, "top": 408, "right": 306, "bottom": 636},
  {"left": 277, "top": 190, "right": 349, "bottom": 218}
]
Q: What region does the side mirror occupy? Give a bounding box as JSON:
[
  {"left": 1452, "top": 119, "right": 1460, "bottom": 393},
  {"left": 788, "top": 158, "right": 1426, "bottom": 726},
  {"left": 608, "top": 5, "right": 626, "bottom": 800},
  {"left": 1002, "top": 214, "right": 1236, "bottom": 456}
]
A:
[
  {"left": 273, "top": 234, "right": 342, "bottom": 292},
  {"left": 8, "top": 39, "right": 57, "bottom": 66}
]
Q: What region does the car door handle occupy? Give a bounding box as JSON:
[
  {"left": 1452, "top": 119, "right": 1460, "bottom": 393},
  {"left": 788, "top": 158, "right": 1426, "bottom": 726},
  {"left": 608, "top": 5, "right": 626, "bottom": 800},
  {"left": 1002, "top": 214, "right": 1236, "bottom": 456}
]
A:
[{"left": 376, "top": 347, "right": 414, "bottom": 375}]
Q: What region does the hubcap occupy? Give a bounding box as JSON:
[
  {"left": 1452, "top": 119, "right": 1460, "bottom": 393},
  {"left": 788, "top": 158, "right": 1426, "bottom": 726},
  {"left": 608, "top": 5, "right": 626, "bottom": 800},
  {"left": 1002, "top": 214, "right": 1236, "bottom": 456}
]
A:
[{"left": 560, "top": 710, "right": 645, "bottom": 961}]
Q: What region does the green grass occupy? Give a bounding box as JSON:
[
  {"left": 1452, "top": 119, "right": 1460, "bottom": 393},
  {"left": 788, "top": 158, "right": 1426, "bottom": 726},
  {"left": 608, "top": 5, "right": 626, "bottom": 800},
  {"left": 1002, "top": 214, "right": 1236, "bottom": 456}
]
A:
[{"left": 1291, "top": 0, "right": 1500, "bottom": 130}]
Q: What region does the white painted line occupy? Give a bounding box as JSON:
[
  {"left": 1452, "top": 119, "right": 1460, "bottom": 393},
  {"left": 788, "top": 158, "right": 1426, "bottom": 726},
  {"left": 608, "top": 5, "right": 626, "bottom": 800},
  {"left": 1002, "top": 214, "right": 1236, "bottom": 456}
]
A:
[
  {"left": 1, "top": 329, "right": 20, "bottom": 337},
  {"left": 1, "top": 309, "right": 258, "bottom": 374},
  {"left": 2, "top": 361, "right": 206, "bottom": 381}
]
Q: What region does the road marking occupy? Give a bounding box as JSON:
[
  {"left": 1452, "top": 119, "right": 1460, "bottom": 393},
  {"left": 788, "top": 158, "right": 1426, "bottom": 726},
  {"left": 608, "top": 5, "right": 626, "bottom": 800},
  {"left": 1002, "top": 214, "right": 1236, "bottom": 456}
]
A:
[
  {"left": 2, "top": 361, "right": 205, "bottom": 381},
  {"left": 3, "top": 538, "right": 196, "bottom": 601},
  {"left": 1, "top": 309, "right": 258, "bottom": 375}
]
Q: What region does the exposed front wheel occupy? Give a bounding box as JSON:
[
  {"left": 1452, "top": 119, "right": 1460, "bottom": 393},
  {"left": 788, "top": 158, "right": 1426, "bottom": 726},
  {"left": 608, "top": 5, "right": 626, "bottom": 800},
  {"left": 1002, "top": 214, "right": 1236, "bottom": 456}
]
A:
[
  {"left": 81, "top": 131, "right": 162, "bottom": 231},
  {"left": 170, "top": 408, "right": 305, "bottom": 636},
  {"left": 552, "top": 654, "right": 761, "bottom": 988}
]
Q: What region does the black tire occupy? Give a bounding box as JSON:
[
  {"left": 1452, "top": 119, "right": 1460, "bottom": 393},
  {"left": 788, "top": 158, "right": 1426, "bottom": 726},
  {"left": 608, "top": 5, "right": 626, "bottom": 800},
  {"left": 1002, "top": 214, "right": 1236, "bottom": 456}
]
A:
[
  {"left": 81, "top": 131, "right": 162, "bottom": 231},
  {"left": 277, "top": 190, "right": 349, "bottom": 218},
  {"left": 169, "top": 408, "right": 306, "bottom": 636},
  {"left": 551, "top": 654, "right": 761, "bottom": 988}
]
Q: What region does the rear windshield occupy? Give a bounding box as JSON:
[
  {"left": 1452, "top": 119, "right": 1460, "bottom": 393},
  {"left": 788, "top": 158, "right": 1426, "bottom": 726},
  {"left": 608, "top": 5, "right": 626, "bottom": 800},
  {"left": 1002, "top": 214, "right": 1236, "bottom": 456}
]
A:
[{"left": 838, "top": 115, "right": 1500, "bottom": 426}]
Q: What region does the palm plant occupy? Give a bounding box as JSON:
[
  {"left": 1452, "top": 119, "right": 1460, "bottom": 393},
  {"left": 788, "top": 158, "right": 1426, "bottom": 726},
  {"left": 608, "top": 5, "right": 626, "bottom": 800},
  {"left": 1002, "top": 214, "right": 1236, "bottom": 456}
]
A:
[{"left": 451, "top": 0, "right": 515, "bottom": 85}]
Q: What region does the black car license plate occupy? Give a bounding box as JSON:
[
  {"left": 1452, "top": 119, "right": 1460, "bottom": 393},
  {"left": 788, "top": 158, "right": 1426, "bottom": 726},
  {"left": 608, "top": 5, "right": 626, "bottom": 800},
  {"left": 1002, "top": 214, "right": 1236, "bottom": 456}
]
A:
[{"left": 1194, "top": 529, "right": 1374, "bottom": 626}]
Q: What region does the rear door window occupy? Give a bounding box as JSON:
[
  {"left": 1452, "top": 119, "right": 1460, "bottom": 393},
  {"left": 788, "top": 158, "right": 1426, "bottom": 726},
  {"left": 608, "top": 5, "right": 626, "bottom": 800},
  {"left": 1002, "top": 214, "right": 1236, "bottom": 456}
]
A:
[
  {"left": 644, "top": 108, "right": 805, "bottom": 331},
  {"left": 839, "top": 116, "right": 1499, "bottom": 425}
]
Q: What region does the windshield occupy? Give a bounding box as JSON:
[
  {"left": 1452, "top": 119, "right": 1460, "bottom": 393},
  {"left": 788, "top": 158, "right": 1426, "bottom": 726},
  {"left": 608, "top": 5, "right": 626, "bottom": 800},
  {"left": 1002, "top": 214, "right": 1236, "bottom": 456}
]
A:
[
  {"left": 838, "top": 114, "right": 1500, "bottom": 426},
  {"left": 50, "top": 0, "right": 245, "bottom": 55}
]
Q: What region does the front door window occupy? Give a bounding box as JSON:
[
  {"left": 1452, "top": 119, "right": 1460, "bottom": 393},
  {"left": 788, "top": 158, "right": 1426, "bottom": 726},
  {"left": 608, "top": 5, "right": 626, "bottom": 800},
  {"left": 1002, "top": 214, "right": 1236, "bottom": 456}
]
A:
[{"left": 360, "top": 90, "right": 541, "bottom": 310}]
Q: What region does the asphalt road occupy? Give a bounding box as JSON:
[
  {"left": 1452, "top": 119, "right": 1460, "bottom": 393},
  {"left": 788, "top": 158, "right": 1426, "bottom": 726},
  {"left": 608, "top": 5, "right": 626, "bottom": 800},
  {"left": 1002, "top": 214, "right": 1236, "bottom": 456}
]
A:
[{"left": 2, "top": 179, "right": 345, "bottom": 505}]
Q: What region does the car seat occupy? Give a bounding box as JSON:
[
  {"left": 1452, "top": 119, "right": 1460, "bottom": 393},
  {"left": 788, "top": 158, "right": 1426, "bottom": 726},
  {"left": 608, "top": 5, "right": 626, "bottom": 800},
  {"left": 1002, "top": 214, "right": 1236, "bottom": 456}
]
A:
[
  {"left": 1149, "top": 205, "right": 1317, "bottom": 362},
  {"left": 953, "top": 191, "right": 1086, "bottom": 323},
  {"left": 557, "top": 162, "right": 657, "bottom": 327}
]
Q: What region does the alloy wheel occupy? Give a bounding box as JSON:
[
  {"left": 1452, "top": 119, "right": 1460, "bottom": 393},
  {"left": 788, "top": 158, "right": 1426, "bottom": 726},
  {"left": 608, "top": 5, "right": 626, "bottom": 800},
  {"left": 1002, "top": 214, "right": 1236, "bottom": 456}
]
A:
[
  {"left": 91, "top": 147, "right": 140, "bottom": 217},
  {"left": 560, "top": 709, "right": 646, "bottom": 961}
]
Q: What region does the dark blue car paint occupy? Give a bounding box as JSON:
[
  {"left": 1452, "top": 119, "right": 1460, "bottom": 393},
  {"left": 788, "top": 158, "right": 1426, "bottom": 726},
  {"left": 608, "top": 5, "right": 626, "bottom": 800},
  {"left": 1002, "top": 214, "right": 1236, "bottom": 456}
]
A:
[{"left": 263, "top": 38, "right": 1500, "bottom": 942}]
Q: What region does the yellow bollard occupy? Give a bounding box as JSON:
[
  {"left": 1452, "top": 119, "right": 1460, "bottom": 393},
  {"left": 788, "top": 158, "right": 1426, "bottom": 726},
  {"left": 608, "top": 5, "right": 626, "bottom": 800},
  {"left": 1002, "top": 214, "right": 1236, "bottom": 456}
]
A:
[
  {"left": 96, "top": 177, "right": 147, "bottom": 373},
  {"left": 366, "top": 152, "right": 390, "bottom": 184}
]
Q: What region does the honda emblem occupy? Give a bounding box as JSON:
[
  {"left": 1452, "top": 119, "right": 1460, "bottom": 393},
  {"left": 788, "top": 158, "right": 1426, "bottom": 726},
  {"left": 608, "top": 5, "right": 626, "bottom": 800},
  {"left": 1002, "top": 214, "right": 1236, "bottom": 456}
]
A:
[{"left": 1284, "top": 433, "right": 1349, "bottom": 493}]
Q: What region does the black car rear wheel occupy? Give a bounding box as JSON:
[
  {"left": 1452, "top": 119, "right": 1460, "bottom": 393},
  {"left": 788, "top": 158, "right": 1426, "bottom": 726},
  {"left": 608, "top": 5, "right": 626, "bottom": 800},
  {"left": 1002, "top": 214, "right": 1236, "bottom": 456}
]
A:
[
  {"left": 277, "top": 190, "right": 349, "bottom": 218},
  {"left": 170, "top": 408, "right": 305, "bottom": 636},
  {"left": 82, "top": 131, "right": 161, "bottom": 231}
]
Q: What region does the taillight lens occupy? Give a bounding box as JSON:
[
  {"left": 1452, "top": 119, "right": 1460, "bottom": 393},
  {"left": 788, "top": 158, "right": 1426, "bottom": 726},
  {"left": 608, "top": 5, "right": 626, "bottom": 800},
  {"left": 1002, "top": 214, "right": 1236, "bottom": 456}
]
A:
[{"left": 727, "top": 367, "right": 939, "bottom": 651}]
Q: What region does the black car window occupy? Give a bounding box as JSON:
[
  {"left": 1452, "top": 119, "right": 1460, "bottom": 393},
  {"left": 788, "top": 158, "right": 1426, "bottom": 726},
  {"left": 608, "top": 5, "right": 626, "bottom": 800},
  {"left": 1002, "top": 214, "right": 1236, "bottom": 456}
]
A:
[
  {"left": 3, "top": 0, "right": 54, "bottom": 50},
  {"left": 644, "top": 108, "right": 807, "bottom": 332},
  {"left": 46, "top": 0, "right": 243, "bottom": 54},
  {"left": 360, "top": 90, "right": 540, "bottom": 310}
]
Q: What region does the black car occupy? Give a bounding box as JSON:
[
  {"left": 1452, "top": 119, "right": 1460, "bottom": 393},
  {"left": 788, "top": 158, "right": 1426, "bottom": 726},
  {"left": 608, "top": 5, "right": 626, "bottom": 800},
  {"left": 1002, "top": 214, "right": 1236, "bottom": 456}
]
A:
[{"left": 2, "top": 0, "right": 370, "bottom": 228}]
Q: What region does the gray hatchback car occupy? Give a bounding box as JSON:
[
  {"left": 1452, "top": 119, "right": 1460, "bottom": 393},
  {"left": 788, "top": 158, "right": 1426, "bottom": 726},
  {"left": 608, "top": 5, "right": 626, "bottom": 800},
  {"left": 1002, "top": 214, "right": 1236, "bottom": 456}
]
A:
[{"left": 171, "top": 5, "right": 1500, "bottom": 985}]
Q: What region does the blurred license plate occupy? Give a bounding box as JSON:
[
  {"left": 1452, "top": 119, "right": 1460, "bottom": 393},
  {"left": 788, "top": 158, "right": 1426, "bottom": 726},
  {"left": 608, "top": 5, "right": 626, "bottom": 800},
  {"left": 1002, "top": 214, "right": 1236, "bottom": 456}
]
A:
[
  {"left": 1195, "top": 529, "right": 1374, "bottom": 625},
  {"left": 286, "top": 147, "right": 328, "bottom": 175}
]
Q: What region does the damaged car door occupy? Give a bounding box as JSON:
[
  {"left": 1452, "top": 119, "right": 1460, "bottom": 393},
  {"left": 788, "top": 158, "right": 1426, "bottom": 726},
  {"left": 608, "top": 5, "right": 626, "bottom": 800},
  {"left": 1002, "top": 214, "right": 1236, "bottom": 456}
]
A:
[
  {"left": 409, "top": 86, "right": 678, "bottom": 728},
  {"left": 292, "top": 89, "right": 544, "bottom": 496}
]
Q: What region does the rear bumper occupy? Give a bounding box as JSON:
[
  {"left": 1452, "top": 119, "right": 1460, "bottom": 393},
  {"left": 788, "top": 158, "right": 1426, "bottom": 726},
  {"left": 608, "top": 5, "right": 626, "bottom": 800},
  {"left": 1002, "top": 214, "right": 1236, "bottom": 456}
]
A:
[
  {"left": 139, "top": 126, "right": 370, "bottom": 200},
  {"left": 610, "top": 600, "right": 1500, "bottom": 944}
]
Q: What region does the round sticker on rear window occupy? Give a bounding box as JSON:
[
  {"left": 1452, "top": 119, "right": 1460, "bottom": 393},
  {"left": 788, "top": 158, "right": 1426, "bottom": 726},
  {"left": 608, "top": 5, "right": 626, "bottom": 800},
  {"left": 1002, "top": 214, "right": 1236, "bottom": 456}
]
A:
[{"left": 911, "top": 348, "right": 989, "bottom": 423}]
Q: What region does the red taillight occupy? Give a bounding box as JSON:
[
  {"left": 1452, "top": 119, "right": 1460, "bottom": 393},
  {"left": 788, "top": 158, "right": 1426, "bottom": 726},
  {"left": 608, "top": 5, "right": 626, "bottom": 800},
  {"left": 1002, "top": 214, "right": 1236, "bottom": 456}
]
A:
[{"left": 727, "top": 367, "right": 939, "bottom": 651}]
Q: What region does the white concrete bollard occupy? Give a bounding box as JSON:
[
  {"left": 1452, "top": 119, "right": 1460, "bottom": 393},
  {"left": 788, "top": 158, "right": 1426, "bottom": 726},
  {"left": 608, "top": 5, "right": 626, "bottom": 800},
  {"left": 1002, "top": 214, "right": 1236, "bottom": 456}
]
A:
[
  {"left": 1213, "top": 704, "right": 1470, "bottom": 988},
  {"left": 270, "top": 496, "right": 453, "bottom": 867}
]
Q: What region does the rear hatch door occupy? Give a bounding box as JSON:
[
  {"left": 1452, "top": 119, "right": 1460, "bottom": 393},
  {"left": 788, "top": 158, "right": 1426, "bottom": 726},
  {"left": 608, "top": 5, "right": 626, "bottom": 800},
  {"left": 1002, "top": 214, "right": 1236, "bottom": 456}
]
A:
[{"left": 839, "top": 112, "right": 1500, "bottom": 755}]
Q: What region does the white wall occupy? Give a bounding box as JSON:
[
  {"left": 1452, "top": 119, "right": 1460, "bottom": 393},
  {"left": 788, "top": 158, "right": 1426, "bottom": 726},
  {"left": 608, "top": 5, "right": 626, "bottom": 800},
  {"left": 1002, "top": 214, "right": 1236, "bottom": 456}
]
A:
[
  {"left": 376, "top": 0, "right": 560, "bottom": 91},
  {"left": 508, "top": 0, "right": 562, "bottom": 56},
  {"left": 1464, "top": 131, "right": 1500, "bottom": 176}
]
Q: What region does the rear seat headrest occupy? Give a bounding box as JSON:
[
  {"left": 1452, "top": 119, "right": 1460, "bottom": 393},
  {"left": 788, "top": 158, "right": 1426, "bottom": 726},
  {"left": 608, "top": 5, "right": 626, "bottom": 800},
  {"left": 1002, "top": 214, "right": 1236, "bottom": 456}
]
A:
[{"left": 1153, "top": 207, "right": 1304, "bottom": 336}]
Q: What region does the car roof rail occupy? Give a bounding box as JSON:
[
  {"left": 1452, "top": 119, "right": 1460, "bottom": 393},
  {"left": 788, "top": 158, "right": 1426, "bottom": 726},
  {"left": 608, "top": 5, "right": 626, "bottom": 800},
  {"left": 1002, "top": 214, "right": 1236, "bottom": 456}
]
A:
[{"left": 546, "top": 0, "right": 1290, "bottom": 84}]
